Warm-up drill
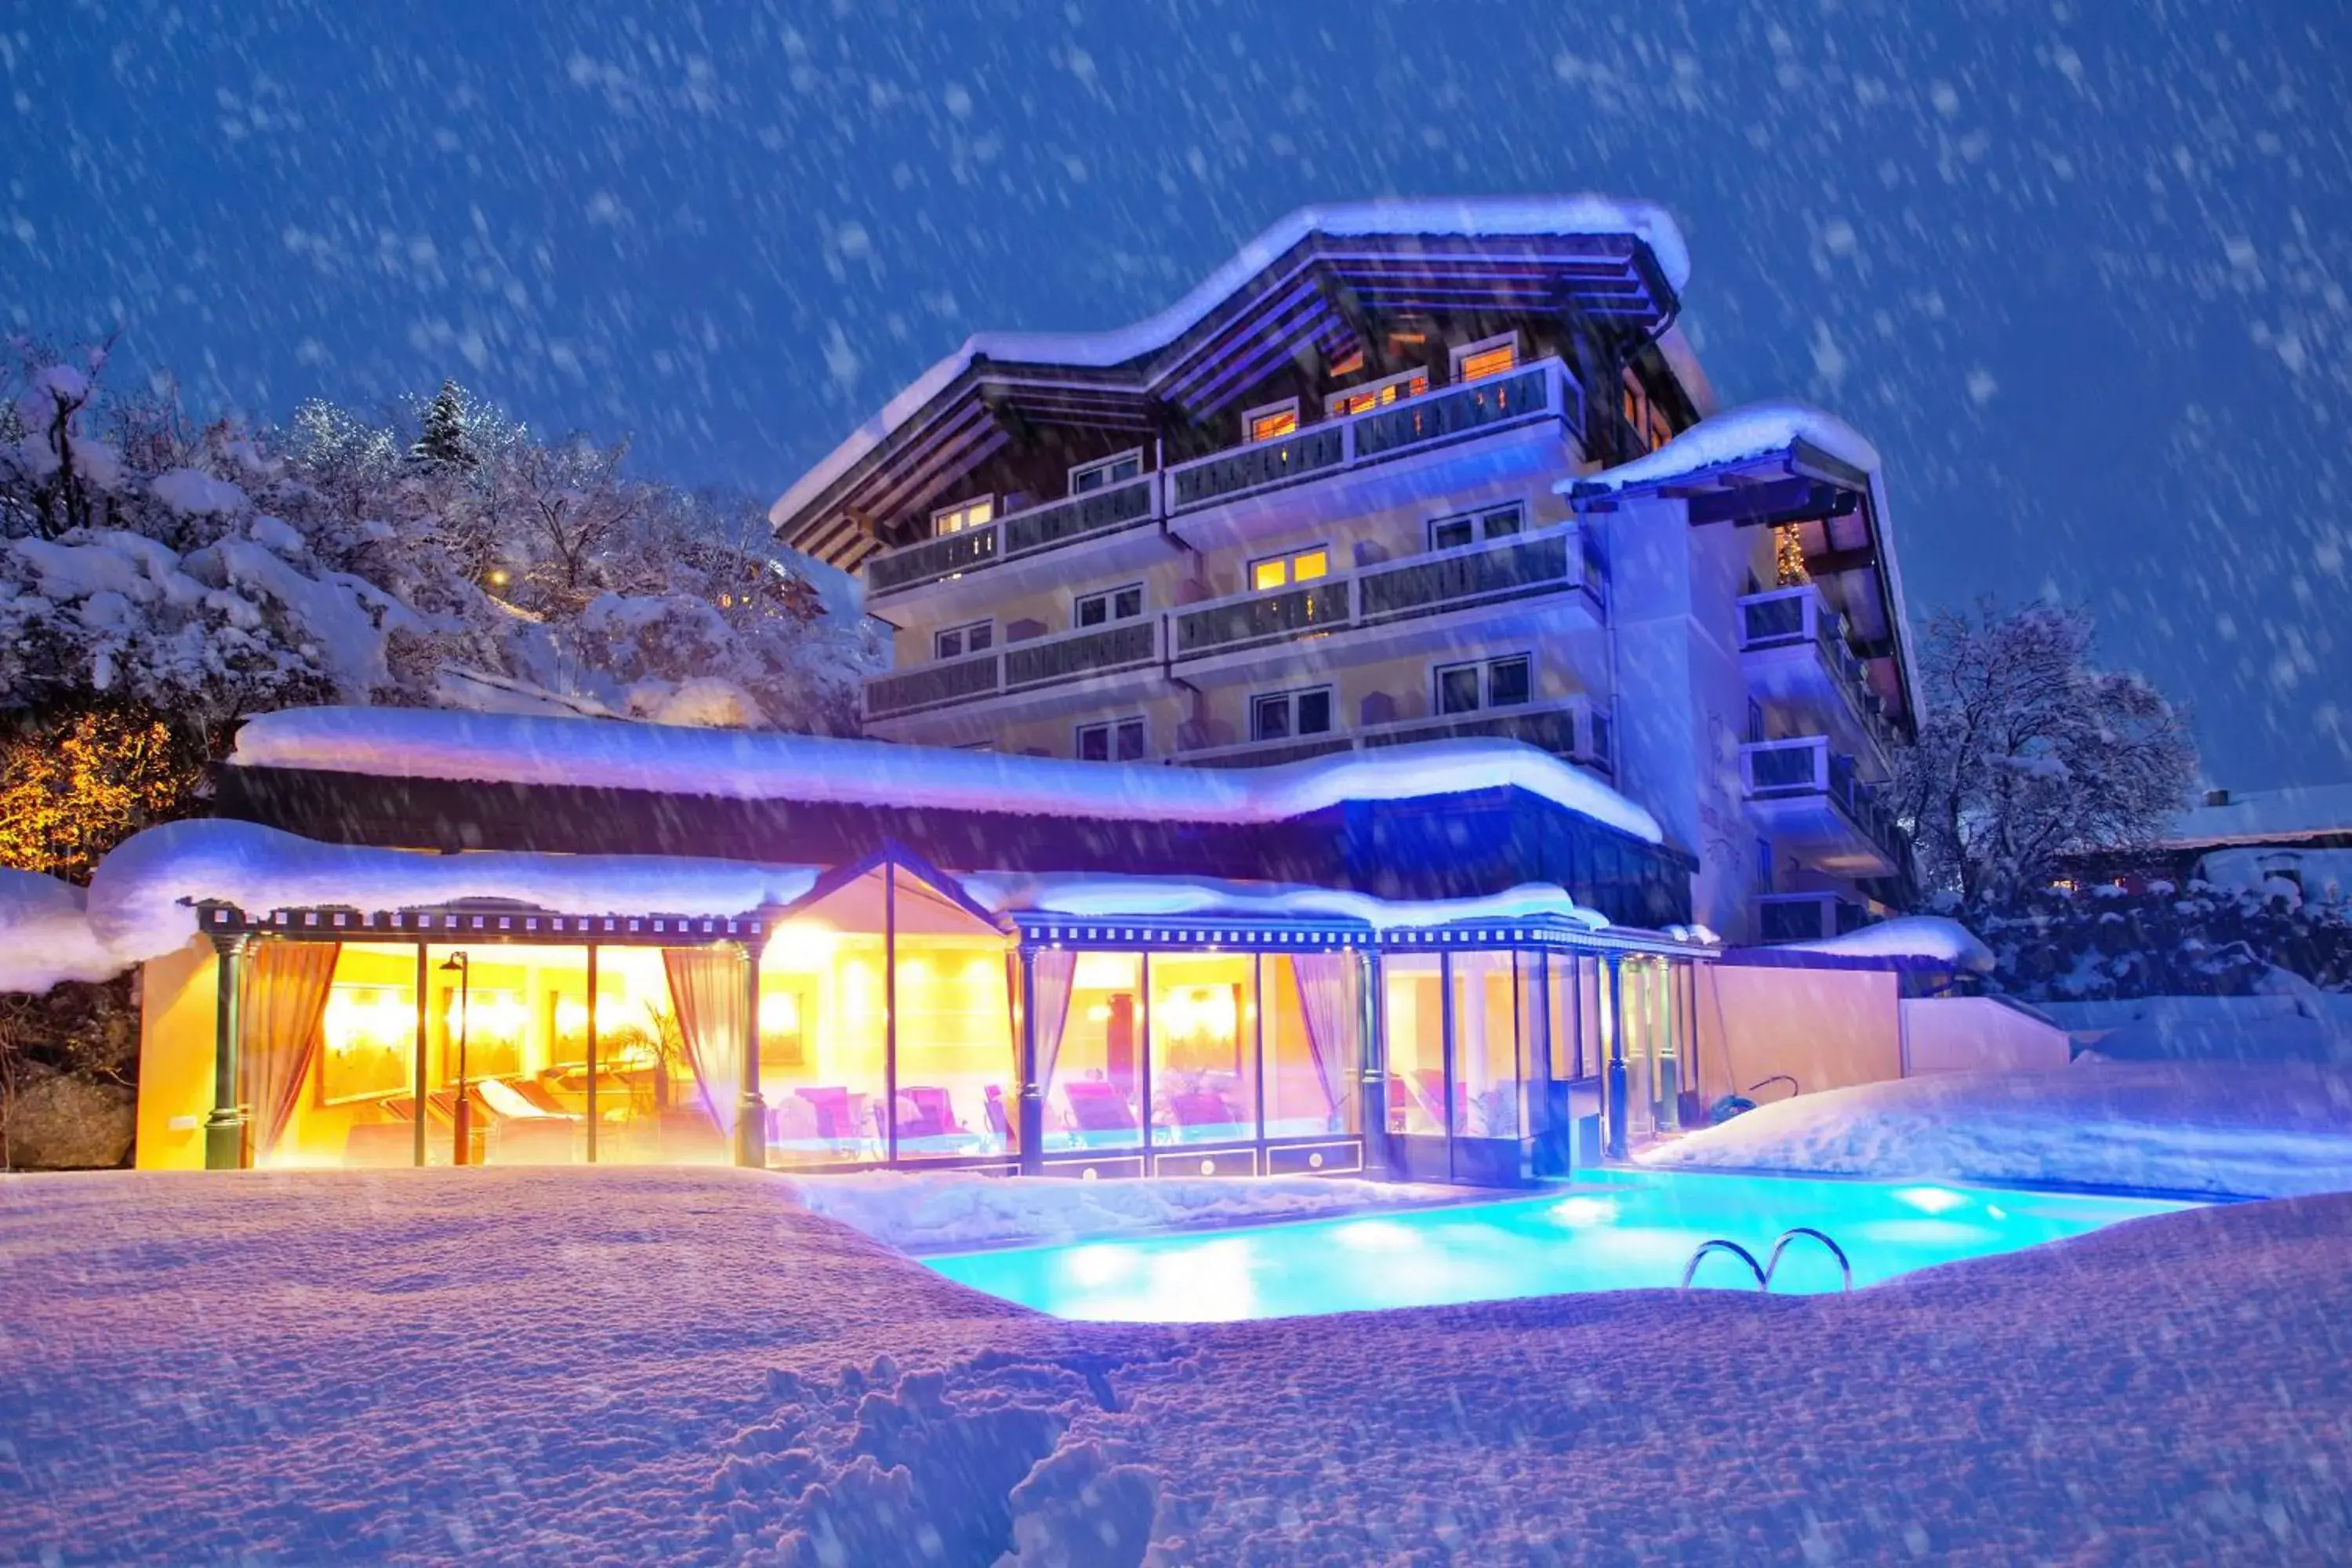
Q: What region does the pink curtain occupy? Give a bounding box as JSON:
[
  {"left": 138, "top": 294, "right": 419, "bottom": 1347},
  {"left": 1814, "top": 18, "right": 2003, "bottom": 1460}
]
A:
[
  {"left": 1029, "top": 948, "right": 1079, "bottom": 1096},
  {"left": 240, "top": 941, "right": 340, "bottom": 1160},
  {"left": 1290, "top": 952, "right": 1359, "bottom": 1131},
  {"left": 663, "top": 947, "right": 746, "bottom": 1135}
]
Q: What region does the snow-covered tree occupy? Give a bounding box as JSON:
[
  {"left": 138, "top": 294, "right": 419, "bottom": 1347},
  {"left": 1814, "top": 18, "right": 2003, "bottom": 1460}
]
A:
[
  {"left": 408, "top": 379, "right": 476, "bottom": 470},
  {"left": 1892, "top": 600, "right": 2199, "bottom": 909}
]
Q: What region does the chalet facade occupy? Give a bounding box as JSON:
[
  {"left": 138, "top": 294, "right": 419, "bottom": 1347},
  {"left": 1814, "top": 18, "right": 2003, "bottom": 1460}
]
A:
[{"left": 769, "top": 198, "right": 1919, "bottom": 948}]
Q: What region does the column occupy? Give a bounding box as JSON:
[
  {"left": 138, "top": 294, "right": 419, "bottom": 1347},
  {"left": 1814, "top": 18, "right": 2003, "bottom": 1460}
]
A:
[
  {"left": 734, "top": 936, "right": 767, "bottom": 1170},
  {"left": 1015, "top": 946, "right": 1044, "bottom": 1175},
  {"left": 411, "top": 943, "right": 429, "bottom": 1168},
  {"left": 1359, "top": 948, "right": 1388, "bottom": 1178},
  {"left": 1603, "top": 953, "right": 1629, "bottom": 1161},
  {"left": 205, "top": 933, "right": 253, "bottom": 1171}
]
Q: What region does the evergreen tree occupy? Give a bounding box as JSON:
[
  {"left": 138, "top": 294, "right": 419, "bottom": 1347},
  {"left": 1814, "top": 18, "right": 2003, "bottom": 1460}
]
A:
[{"left": 408, "top": 379, "right": 476, "bottom": 469}]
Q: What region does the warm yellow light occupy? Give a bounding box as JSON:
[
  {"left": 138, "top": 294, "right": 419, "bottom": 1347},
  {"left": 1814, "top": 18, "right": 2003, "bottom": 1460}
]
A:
[
  {"left": 768, "top": 920, "right": 837, "bottom": 972},
  {"left": 445, "top": 989, "right": 524, "bottom": 1042},
  {"left": 1293, "top": 550, "right": 1327, "bottom": 582},
  {"left": 1158, "top": 984, "right": 1238, "bottom": 1044},
  {"left": 1252, "top": 560, "right": 1287, "bottom": 591},
  {"left": 325, "top": 986, "right": 410, "bottom": 1054},
  {"left": 1458, "top": 343, "right": 1516, "bottom": 382}
]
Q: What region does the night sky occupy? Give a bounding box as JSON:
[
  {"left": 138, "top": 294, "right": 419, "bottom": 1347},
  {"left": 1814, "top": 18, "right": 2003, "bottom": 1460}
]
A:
[{"left": 13, "top": 1, "right": 2351, "bottom": 789}]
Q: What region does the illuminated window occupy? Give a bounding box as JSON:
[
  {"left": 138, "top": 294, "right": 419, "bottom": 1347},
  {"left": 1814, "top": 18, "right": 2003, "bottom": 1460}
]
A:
[
  {"left": 1076, "top": 717, "right": 1147, "bottom": 762},
  {"left": 934, "top": 619, "right": 994, "bottom": 660},
  {"left": 1069, "top": 448, "right": 1144, "bottom": 495},
  {"left": 1428, "top": 502, "right": 1525, "bottom": 552},
  {"left": 1450, "top": 332, "right": 1519, "bottom": 383},
  {"left": 1242, "top": 397, "right": 1300, "bottom": 444},
  {"left": 1325, "top": 368, "right": 1429, "bottom": 418},
  {"left": 1249, "top": 546, "right": 1330, "bottom": 592},
  {"left": 1327, "top": 347, "right": 1366, "bottom": 378},
  {"left": 932, "top": 496, "right": 993, "bottom": 538}
]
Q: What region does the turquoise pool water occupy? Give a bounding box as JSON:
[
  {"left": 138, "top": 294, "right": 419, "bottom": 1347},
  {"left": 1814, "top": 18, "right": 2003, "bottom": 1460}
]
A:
[{"left": 920, "top": 1169, "right": 2194, "bottom": 1321}]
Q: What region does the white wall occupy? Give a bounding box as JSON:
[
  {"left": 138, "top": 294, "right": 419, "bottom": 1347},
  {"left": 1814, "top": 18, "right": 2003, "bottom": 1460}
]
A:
[{"left": 1899, "top": 996, "right": 2069, "bottom": 1076}]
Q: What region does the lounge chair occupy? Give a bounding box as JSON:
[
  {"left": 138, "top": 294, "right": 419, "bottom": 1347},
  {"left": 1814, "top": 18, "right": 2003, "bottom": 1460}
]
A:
[
  {"left": 1061, "top": 1080, "right": 1138, "bottom": 1146},
  {"left": 895, "top": 1086, "right": 962, "bottom": 1141},
  {"left": 1170, "top": 1090, "right": 1241, "bottom": 1134}
]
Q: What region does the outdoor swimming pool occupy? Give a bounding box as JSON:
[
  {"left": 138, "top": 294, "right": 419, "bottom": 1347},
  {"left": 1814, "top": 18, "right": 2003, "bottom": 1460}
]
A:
[{"left": 920, "top": 1168, "right": 2195, "bottom": 1321}]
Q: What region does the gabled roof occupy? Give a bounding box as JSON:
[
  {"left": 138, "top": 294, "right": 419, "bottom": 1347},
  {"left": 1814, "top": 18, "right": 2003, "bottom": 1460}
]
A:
[{"left": 769, "top": 196, "right": 1690, "bottom": 565}]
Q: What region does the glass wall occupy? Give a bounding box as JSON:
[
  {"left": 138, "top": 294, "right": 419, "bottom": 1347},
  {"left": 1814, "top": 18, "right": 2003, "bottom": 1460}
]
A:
[
  {"left": 1045, "top": 953, "right": 1145, "bottom": 1151},
  {"left": 1263, "top": 953, "right": 1359, "bottom": 1138},
  {"left": 1383, "top": 954, "right": 1446, "bottom": 1136},
  {"left": 887, "top": 865, "right": 1018, "bottom": 1161},
  {"left": 1448, "top": 953, "right": 1523, "bottom": 1138},
  {"left": 1148, "top": 953, "right": 1257, "bottom": 1145}
]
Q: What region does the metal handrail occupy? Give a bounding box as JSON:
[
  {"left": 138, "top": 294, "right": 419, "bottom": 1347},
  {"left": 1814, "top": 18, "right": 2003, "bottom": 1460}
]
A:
[
  {"left": 1679, "top": 1238, "right": 1768, "bottom": 1290},
  {"left": 1763, "top": 1227, "right": 1853, "bottom": 1292}
]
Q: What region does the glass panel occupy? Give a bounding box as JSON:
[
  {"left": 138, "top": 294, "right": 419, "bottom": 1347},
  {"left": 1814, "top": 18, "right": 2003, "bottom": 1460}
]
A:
[
  {"left": 1292, "top": 548, "right": 1328, "bottom": 582},
  {"left": 760, "top": 868, "right": 889, "bottom": 1167},
  {"left": 1249, "top": 406, "right": 1298, "bottom": 442},
  {"left": 1296, "top": 688, "right": 1333, "bottom": 735},
  {"left": 1077, "top": 596, "right": 1107, "bottom": 626},
  {"left": 1449, "top": 952, "right": 1521, "bottom": 1138},
  {"left": 1077, "top": 726, "right": 1110, "bottom": 762},
  {"left": 1438, "top": 666, "right": 1481, "bottom": 714},
  {"left": 1481, "top": 505, "right": 1523, "bottom": 539},
  {"left": 1430, "top": 518, "right": 1474, "bottom": 552},
  {"left": 1458, "top": 343, "right": 1517, "bottom": 382},
  {"left": 1252, "top": 557, "right": 1288, "bottom": 591},
  {"left": 934, "top": 628, "right": 963, "bottom": 659},
  {"left": 967, "top": 622, "right": 993, "bottom": 652},
  {"left": 1047, "top": 953, "right": 1144, "bottom": 1150},
  {"left": 888, "top": 865, "right": 1017, "bottom": 1161},
  {"left": 583, "top": 946, "right": 702, "bottom": 1164},
  {"left": 1149, "top": 953, "right": 1257, "bottom": 1145},
  {"left": 1487, "top": 656, "right": 1532, "bottom": 708},
  {"left": 1115, "top": 720, "right": 1146, "bottom": 762},
  {"left": 1382, "top": 954, "right": 1445, "bottom": 1137},
  {"left": 1253, "top": 695, "right": 1292, "bottom": 741},
  {"left": 1112, "top": 586, "right": 1143, "bottom": 619},
  {"left": 1264, "top": 953, "right": 1359, "bottom": 1138}
]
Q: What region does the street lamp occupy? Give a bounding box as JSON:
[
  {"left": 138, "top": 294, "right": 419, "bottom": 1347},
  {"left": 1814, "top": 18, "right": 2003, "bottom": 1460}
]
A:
[{"left": 441, "top": 951, "right": 471, "bottom": 1166}]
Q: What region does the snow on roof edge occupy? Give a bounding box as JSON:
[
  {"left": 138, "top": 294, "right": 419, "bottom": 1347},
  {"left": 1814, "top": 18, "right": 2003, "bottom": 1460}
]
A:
[
  {"left": 1777, "top": 915, "right": 1994, "bottom": 972},
  {"left": 958, "top": 870, "right": 1611, "bottom": 931},
  {"left": 1558, "top": 401, "right": 1882, "bottom": 499},
  {"left": 229, "top": 706, "right": 1667, "bottom": 844},
  {"left": 768, "top": 194, "right": 1690, "bottom": 538}
]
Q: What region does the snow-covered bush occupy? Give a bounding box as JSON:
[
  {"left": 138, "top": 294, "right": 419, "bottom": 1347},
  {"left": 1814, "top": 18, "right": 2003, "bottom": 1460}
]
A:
[{"left": 1975, "top": 880, "right": 2352, "bottom": 1001}]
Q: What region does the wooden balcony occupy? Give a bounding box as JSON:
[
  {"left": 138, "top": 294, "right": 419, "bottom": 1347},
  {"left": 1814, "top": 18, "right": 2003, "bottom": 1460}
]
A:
[
  {"left": 863, "top": 616, "right": 1163, "bottom": 724},
  {"left": 862, "top": 474, "right": 1164, "bottom": 606},
  {"left": 1740, "top": 735, "right": 1908, "bottom": 878},
  {"left": 1168, "top": 525, "right": 1604, "bottom": 682},
  {"left": 1172, "top": 697, "right": 1613, "bottom": 775}
]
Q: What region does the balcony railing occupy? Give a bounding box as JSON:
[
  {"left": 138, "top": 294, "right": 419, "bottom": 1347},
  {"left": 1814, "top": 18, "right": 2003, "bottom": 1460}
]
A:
[
  {"left": 865, "top": 617, "right": 1161, "bottom": 721},
  {"left": 1175, "top": 698, "right": 1612, "bottom": 774},
  {"left": 1737, "top": 586, "right": 1897, "bottom": 757},
  {"left": 1171, "top": 525, "right": 1601, "bottom": 665},
  {"left": 864, "top": 474, "right": 1161, "bottom": 599},
  {"left": 1165, "top": 359, "right": 1578, "bottom": 516},
  {"left": 1740, "top": 735, "right": 1908, "bottom": 867}
]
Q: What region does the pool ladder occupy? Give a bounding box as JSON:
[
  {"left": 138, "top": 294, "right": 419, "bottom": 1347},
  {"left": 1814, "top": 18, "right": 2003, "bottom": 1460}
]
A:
[{"left": 1679, "top": 1227, "right": 1853, "bottom": 1293}]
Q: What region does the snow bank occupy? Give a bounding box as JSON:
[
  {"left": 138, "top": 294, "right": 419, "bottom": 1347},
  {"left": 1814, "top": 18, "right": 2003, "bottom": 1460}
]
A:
[
  {"left": 1639, "top": 1060, "right": 2352, "bottom": 1198},
  {"left": 10, "top": 1166, "right": 2352, "bottom": 1563},
  {"left": 0, "top": 871, "right": 125, "bottom": 993},
  {"left": 771, "top": 194, "right": 1689, "bottom": 533},
  {"left": 1563, "top": 400, "right": 1883, "bottom": 497},
  {"left": 961, "top": 869, "right": 1610, "bottom": 930},
  {"left": 1779, "top": 914, "right": 1994, "bottom": 971},
  {"left": 771, "top": 1168, "right": 1454, "bottom": 1253},
  {"left": 83, "top": 818, "right": 823, "bottom": 964},
  {"left": 230, "top": 705, "right": 1666, "bottom": 842},
  {"left": 149, "top": 466, "right": 248, "bottom": 517}
]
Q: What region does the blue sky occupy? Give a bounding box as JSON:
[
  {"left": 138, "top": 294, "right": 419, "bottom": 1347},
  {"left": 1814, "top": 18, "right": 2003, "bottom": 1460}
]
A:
[{"left": 13, "top": 0, "right": 2351, "bottom": 787}]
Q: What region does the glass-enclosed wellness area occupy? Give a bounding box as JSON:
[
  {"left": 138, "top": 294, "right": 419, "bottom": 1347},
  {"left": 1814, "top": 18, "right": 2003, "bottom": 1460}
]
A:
[{"left": 185, "top": 851, "right": 1701, "bottom": 1186}]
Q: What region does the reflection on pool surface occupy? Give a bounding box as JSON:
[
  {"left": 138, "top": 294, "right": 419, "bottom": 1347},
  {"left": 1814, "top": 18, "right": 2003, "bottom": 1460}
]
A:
[{"left": 918, "top": 1168, "right": 2194, "bottom": 1322}]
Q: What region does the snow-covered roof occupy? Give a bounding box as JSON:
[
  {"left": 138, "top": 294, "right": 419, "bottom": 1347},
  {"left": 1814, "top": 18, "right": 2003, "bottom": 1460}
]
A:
[
  {"left": 1777, "top": 916, "right": 1995, "bottom": 973},
  {"left": 768, "top": 195, "right": 1689, "bottom": 537},
  {"left": 230, "top": 706, "right": 1665, "bottom": 844},
  {"left": 81, "top": 818, "right": 826, "bottom": 968},
  {"left": 2167, "top": 782, "right": 2352, "bottom": 848},
  {"left": 1555, "top": 401, "right": 1881, "bottom": 499},
  {"left": 957, "top": 871, "right": 1610, "bottom": 931},
  {"left": 0, "top": 870, "right": 123, "bottom": 994}
]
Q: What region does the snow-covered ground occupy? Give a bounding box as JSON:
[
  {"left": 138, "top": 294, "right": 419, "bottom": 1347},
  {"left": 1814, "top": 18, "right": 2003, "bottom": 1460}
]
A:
[
  {"left": 1641, "top": 1060, "right": 2352, "bottom": 1198},
  {"left": 6, "top": 1166, "right": 2350, "bottom": 1563},
  {"left": 770, "top": 1169, "right": 1460, "bottom": 1253}
]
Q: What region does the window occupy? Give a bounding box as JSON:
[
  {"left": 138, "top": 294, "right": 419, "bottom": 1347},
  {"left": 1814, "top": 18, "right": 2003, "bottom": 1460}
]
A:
[
  {"left": 1427, "top": 502, "right": 1526, "bottom": 552},
  {"left": 1249, "top": 546, "right": 1330, "bottom": 592},
  {"left": 1435, "top": 654, "right": 1533, "bottom": 715},
  {"left": 932, "top": 495, "right": 993, "bottom": 538},
  {"left": 1325, "top": 367, "right": 1429, "bottom": 418},
  {"left": 1242, "top": 397, "right": 1300, "bottom": 444},
  {"left": 1074, "top": 583, "right": 1145, "bottom": 627},
  {"left": 1076, "top": 717, "right": 1147, "bottom": 762},
  {"left": 1250, "top": 686, "right": 1334, "bottom": 742},
  {"left": 1450, "top": 332, "right": 1519, "bottom": 383},
  {"left": 933, "top": 619, "right": 994, "bottom": 660},
  {"left": 1756, "top": 839, "right": 1775, "bottom": 894},
  {"left": 1069, "top": 449, "right": 1144, "bottom": 495}
]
